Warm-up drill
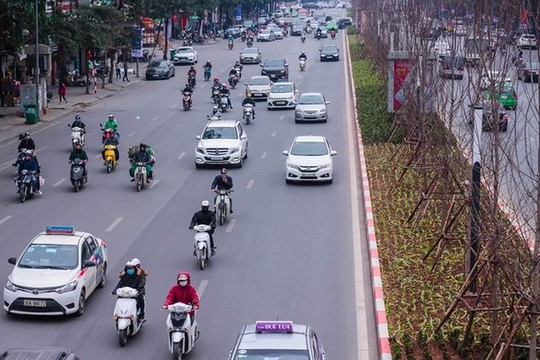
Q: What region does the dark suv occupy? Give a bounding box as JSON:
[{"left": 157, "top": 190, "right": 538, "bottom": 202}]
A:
[{"left": 260, "top": 58, "right": 289, "bottom": 81}]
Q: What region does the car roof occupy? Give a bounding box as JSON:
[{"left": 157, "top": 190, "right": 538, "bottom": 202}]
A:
[
  {"left": 299, "top": 92, "right": 324, "bottom": 97},
  {"left": 32, "top": 231, "right": 87, "bottom": 246},
  {"left": 237, "top": 323, "right": 310, "bottom": 350},
  {"left": 177, "top": 47, "right": 194, "bottom": 51},
  {"left": 0, "top": 347, "right": 79, "bottom": 360},
  {"left": 294, "top": 135, "right": 326, "bottom": 142},
  {"left": 205, "top": 120, "right": 238, "bottom": 127},
  {"left": 272, "top": 82, "right": 294, "bottom": 86}
]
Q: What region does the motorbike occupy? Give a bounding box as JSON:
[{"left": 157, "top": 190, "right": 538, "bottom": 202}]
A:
[
  {"left": 183, "top": 92, "right": 192, "bottom": 111},
  {"left": 330, "top": 30, "right": 336, "bottom": 39},
  {"left": 14, "top": 169, "right": 37, "bottom": 203},
  {"left": 68, "top": 124, "right": 85, "bottom": 149},
  {"left": 228, "top": 38, "right": 234, "bottom": 50},
  {"left": 212, "top": 87, "right": 221, "bottom": 104},
  {"left": 247, "top": 38, "right": 253, "bottom": 47},
  {"left": 135, "top": 162, "right": 147, "bottom": 192},
  {"left": 234, "top": 65, "right": 242, "bottom": 79},
  {"left": 69, "top": 158, "right": 87, "bottom": 192},
  {"left": 243, "top": 104, "right": 254, "bottom": 125},
  {"left": 103, "top": 143, "right": 118, "bottom": 174},
  {"left": 299, "top": 58, "right": 306, "bottom": 71},
  {"left": 203, "top": 67, "right": 211, "bottom": 81},
  {"left": 101, "top": 127, "right": 116, "bottom": 144},
  {"left": 192, "top": 224, "right": 213, "bottom": 269},
  {"left": 301, "top": 34, "right": 306, "bottom": 43},
  {"left": 219, "top": 94, "right": 230, "bottom": 113},
  {"left": 183, "top": 38, "right": 193, "bottom": 46},
  {"left": 188, "top": 74, "right": 196, "bottom": 88},
  {"left": 228, "top": 74, "right": 238, "bottom": 88},
  {"left": 241, "top": 33, "right": 246, "bottom": 42},
  {"left": 113, "top": 287, "right": 145, "bottom": 347},
  {"left": 166, "top": 302, "right": 198, "bottom": 360},
  {"left": 315, "top": 32, "right": 321, "bottom": 40},
  {"left": 214, "top": 189, "right": 233, "bottom": 225},
  {"left": 68, "top": 69, "right": 91, "bottom": 87}
]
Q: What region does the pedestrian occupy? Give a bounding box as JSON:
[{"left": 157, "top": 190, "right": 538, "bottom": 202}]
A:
[
  {"left": 5, "top": 72, "right": 14, "bottom": 107},
  {"left": 0, "top": 70, "right": 5, "bottom": 108},
  {"left": 122, "top": 61, "right": 130, "bottom": 82},
  {"left": 115, "top": 61, "right": 121, "bottom": 80},
  {"left": 58, "top": 82, "right": 67, "bottom": 103}
]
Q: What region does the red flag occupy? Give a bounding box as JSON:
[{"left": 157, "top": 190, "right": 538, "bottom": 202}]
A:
[{"left": 521, "top": 9, "right": 527, "bottom": 24}]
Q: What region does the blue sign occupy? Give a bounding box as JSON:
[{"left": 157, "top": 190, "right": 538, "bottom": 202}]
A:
[{"left": 132, "top": 26, "right": 143, "bottom": 58}]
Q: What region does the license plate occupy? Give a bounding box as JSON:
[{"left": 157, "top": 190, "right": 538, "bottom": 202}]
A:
[
  {"left": 211, "top": 157, "right": 223, "bottom": 161},
  {"left": 276, "top": 101, "right": 286, "bottom": 105},
  {"left": 153, "top": 75, "right": 159, "bottom": 77},
  {"left": 253, "top": 93, "right": 262, "bottom": 97},
  {"left": 23, "top": 299, "right": 46, "bottom": 307}
]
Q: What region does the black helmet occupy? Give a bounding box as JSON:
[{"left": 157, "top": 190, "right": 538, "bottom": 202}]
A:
[
  {"left": 18, "top": 132, "right": 29, "bottom": 140},
  {"left": 139, "top": 143, "right": 147, "bottom": 150},
  {"left": 221, "top": 168, "right": 227, "bottom": 174},
  {"left": 75, "top": 115, "right": 81, "bottom": 121}
]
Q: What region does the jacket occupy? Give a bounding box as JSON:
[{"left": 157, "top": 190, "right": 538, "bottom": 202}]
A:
[
  {"left": 163, "top": 272, "right": 200, "bottom": 310},
  {"left": 104, "top": 119, "right": 118, "bottom": 131},
  {"left": 114, "top": 268, "right": 145, "bottom": 295},
  {"left": 211, "top": 174, "right": 233, "bottom": 190},
  {"left": 190, "top": 209, "right": 216, "bottom": 228},
  {"left": 69, "top": 149, "right": 88, "bottom": 162},
  {"left": 18, "top": 158, "right": 39, "bottom": 172},
  {"left": 18, "top": 138, "right": 36, "bottom": 151}
]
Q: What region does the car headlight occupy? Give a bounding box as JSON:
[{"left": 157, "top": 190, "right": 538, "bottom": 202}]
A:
[
  {"left": 196, "top": 146, "right": 205, "bottom": 154},
  {"left": 320, "top": 163, "right": 332, "bottom": 170},
  {"left": 5, "top": 279, "right": 19, "bottom": 292},
  {"left": 288, "top": 163, "right": 301, "bottom": 170},
  {"left": 229, "top": 147, "right": 240, "bottom": 154},
  {"left": 280, "top": 70, "right": 285, "bottom": 73},
  {"left": 55, "top": 280, "right": 78, "bottom": 294}
]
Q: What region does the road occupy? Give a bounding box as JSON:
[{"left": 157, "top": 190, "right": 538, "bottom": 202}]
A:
[{"left": 0, "top": 12, "right": 379, "bottom": 360}]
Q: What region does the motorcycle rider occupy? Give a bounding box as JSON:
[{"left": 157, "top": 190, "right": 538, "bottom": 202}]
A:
[
  {"left": 233, "top": 61, "right": 243, "bottom": 78},
  {"left": 18, "top": 150, "right": 40, "bottom": 194},
  {"left": 17, "top": 132, "right": 35, "bottom": 152},
  {"left": 211, "top": 168, "right": 234, "bottom": 213},
  {"left": 241, "top": 93, "right": 256, "bottom": 120},
  {"left": 162, "top": 272, "right": 200, "bottom": 321},
  {"left": 208, "top": 105, "right": 222, "bottom": 120},
  {"left": 69, "top": 143, "right": 88, "bottom": 176},
  {"left": 71, "top": 114, "right": 86, "bottom": 131},
  {"left": 189, "top": 200, "right": 217, "bottom": 254},
  {"left": 203, "top": 60, "right": 212, "bottom": 70},
  {"left": 102, "top": 134, "right": 120, "bottom": 163},
  {"left": 187, "top": 66, "right": 197, "bottom": 77},
  {"left": 315, "top": 27, "right": 322, "bottom": 39},
  {"left": 220, "top": 83, "right": 233, "bottom": 109},
  {"left": 129, "top": 143, "right": 155, "bottom": 182},
  {"left": 182, "top": 83, "right": 193, "bottom": 108},
  {"left": 103, "top": 113, "right": 120, "bottom": 142},
  {"left": 299, "top": 52, "right": 307, "bottom": 61},
  {"left": 113, "top": 259, "right": 146, "bottom": 320}
]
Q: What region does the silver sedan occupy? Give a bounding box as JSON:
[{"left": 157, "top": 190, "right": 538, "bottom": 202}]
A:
[{"left": 294, "top": 92, "right": 329, "bottom": 122}]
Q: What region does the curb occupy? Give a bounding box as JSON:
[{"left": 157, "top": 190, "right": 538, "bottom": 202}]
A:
[{"left": 345, "top": 32, "right": 392, "bottom": 360}]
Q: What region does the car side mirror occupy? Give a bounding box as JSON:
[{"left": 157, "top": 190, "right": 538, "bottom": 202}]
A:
[
  {"left": 326, "top": 101, "right": 330, "bottom": 104},
  {"left": 260, "top": 64, "right": 263, "bottom": 67},
  {"left": 285, "top": 63, "right": 288, "bottom": 66},
  {"left": 8, "top": 257, "right": 16, "bottom": 265},
  {"left": 83, "top": 260, "right": 96, "bottom": 268},
  {"left": 331, "top": 150, "right": 337, "bottom": 156},
  {"left": 196, "top": 135, "right": 201, "bottom": 140},
  {"left": 282, "top": 150, "right": 289, "bottom": 156},
  {"left": 241, "top": 134, "right": 247, "bottom": 140}
]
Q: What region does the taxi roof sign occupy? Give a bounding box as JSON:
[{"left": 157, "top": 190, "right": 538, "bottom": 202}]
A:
[
  {"left": 255, "top": 321, "right": 293, "bottom": 333},
  {"left": 45, "top": 225, "right": 75, "bottom": 235}
]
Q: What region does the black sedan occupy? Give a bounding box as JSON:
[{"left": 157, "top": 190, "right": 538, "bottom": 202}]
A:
[
  {"left": 319, "top": 44, "right": 340, "bottom": 61},
  {"left": 145, "top": 60, "right": 175, "bottom": 80},
  {"left": 517, "top": 62, "right": 539, "bottom": 83}
]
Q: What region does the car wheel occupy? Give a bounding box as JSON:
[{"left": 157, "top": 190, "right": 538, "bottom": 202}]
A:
[
  {"left": 76, "top": 289, "right": 86, "bottom": 316},
  {"left": 98, "top": 264, "right": 107, "bottom": 288}
]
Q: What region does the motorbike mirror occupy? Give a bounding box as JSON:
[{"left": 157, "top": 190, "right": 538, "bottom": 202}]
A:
[
  {"left": 8, "top": 257, "right": 16, "bottom": 265},
  {"left": 83, "top": 260, "right": 96, "bottom": 268},
  {"left": 67, "top": 124, "right": 71, "bottom": 127},
  {"left": 282, "top": 150, "right": 289, "bottom": 156},
  {"left": 196, "top": 135, "right": 201, "bottom": 140}
]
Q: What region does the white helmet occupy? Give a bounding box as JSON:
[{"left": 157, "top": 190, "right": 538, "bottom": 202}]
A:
[
  {"left": 126, "top": 259, "right": 137, "bottom": 267},
  {"left": 201, "top": 200, "right": 210, "bottom": 207},
  {"left": 131, "top": 258, "right": 141, "bottom": 267}
]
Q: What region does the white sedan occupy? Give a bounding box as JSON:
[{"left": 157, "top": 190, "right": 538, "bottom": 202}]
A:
[
  {"left": 3, "top": 226, "right": 108, "bottom": 316},
  {"left": 282, "top": 135, "right": 337, "bottom": 184},
  {"left": 173, "top": 46, "right": 198, "bottom": 65}
]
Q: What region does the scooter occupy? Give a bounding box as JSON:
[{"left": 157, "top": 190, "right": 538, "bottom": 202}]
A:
[
  {"left": 234, "top": 65, "right": 242, "bottom": 79},
  {"left": 14, "top": 169, "right": 37, "bottom": 203},
  {"left": 203, "top": 67, "right": 211, "bottom": 81},
  {"left": 212, "top": 87, "right": 221, "bottom": 104},
  {"left": 228, "top": 38, "right": 234, "bottom": 50},
  {"left": 299, "top": 59, "right": 306, "bottom": 71},
  {"left": 135, "top": 162, "right": 147, "bottom": 192},
  {"left": 69, "top": 158, "right": 87, "bottom": 192},
  {"left": 183, "top": 92, "right": 192, "bottom": 111},
  {"left": 192, "top": 224, "right": 213, "bottom": 270},
  {"left": 113, "top": 287, "right": 145, "bottom": 347},
  {"left": 301, "top": 34, "right": 306, "bottom": 43},
  {"left": 246, "top": 38, "right": 253, "bottom": 47},
  {"left": 101, "top": 127, "right": 116, "bottom": 144},
  {"left": 243, "top": 104, "right": 254, "bottom": 125},
  {"left": 103, "top": 143, "right": 118, "bottom": 174},
  {"left": 68, "top": 124, "right": 85, "bottom": 149},
  {"left": 214, "top": 189, "right": 233, "bottom": 225},
  {"left": 228, "top": 74, "right": 238, "bottom": 88},
  {"left": 219, "top": 94, "right": 229, "bottom": 113},
  {"left": 188, "top": 74, "right": 196, "bottom": 88},
  {"left": 166, "top": 302, "right": 198, "bottom": 360}
]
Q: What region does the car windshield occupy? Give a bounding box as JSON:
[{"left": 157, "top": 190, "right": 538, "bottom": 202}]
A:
[
  {"left": 527, "top": 62, "right": 539, "bottom": 69},
  {"left": 249, "top": 77, "right": 270, "bottom": 85},
  {"left": 18, "top": 244, "right": 78, "bottom": 270},
  {"left": 290, "top": 141, "right": 329, "bottom": 156},
  {"left": 261, "top": 30, "right": 272, "bottom": 34},
  {"left": 243, "top": 48, "right": 258, "bottom": 54},
  {"left": 321, "top": 46, "right": 337, "bottom": 52},
  {"left": 271, "top": 84, "right": 293, "bottom": 93},
  {"left": 232, "top": 349, "right": 310, "bottom": 359},
  {"left": 177, "top": 48, "right": 192, "bottom": 53},
  {"left": 298, "top": 94, "right": 324, "bottom": 104},
  {"left": 265, "top": 59, "right": 285, "bottom": 67},
  {"left": 202, "top": 126, "right": 238, "bottom": 140},
  {"left": 149, "top": 61, "right": 167, "bottom": 68}
]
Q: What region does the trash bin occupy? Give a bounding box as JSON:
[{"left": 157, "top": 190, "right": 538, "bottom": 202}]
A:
[
  {"left": 169, "top": 49, "right": 176, "bottom": 61},
  {"left": 24, "top": 105, "right": 38, "bottom": 124}
]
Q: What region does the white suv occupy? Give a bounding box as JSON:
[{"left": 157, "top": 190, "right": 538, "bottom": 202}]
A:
[
  {"left": 267, "top": 82, "right": 298, "bottom": 109},
  {"left": 518, "top": 34, "right": 537, "bottom": 49},
  {"left": 195, "top": 120, "right": 248, "bottom": 168}
]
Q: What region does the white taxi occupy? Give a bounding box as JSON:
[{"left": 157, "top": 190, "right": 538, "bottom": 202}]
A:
[{"left": 3, "top": 226, "right": 108, "bottom": 316}]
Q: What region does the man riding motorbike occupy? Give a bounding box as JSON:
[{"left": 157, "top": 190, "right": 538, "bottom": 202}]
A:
[
  {"left": 233, "top": 61, "right": 243, "bottom": 78},
  {"left": 18, "top": 150, "right": 40, "bottom": 194},
  {"left": 299, "top": 52, "right": 307, "bottom": 61},
  {"left": 71, "top": 114, "right": 86, "bottom": 131},
  {"left": 241, "top": 93, "right": 256, "bottom": 120},
  {"left": 315, "top": 27, "right": 322, "bottom": 39},
  {"left": 187, "top": 66, "right": 197, "bottom": 77},
  {"left": 211, "top": 168, "right": 234, "bottom": 213},
  {"left": 103, "top": 113, "right": 120, "bottom": 142},
  {"left": 189, "top": 200, "right": 217, "bottom": 254},
  {"left": 129, "top": 143, "right": 155, "bottom": 182},
  {"left": 220, "top": 83, "right": 233, "bottom": 109},
  {"left": 203, "top": 60, "right": 212, "bottom": 80},
  {"left": 162, "top": 272, "right": 200, "bottom": 320},
  {"left": 208, "top": 105, "right": 222, "bottom": 120},
  {"left": 113, "top": 259, "right": 146, "bottom": 320},
  {"left": 17, "top": 132, "right": 36, "bottom": 152},
  {"left": 69, "top": 143, "right": 88, "bottom": 176},
  {"left": 182, "top": 83, "right": 193, "bottom": 108}
]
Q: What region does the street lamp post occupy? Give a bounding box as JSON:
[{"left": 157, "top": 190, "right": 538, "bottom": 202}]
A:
[{"left": 35, "top": 0, "right": 40, "bottom": 120}]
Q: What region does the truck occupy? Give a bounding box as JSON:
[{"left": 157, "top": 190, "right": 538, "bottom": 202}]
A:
[{"left": 464, "top": 36, "right": 489, "bottom": 66}]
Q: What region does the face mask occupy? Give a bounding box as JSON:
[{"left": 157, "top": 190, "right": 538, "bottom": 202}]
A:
[
  {"left": 178, "top": 280, "right": 188, "bottom": 287},
  {"left": 126, "top": 268, "right": 135, "bottom": 275}
]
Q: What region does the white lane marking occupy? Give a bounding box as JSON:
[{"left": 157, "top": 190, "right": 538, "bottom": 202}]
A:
[
  {"left": 106, "top": 217, "right": 123, "bottom": 232},
  {"left": 149, "top": 179, "right": 160, "bottom": 189},
  {"left": 261, "top": 152, "right": 267, "bottom": 159},
  {"left": 127, "top": 131, "right": 136, "bottom": 138},
  {"left": 226, "top": 218, "right": 237, "bottom": 233},
  {"left": 0, "top": 161, "right": 14, "bottom": 173},
  {"left": 152, "top": 116, "right": 160, "bottom": 121},
  {"left": 246, "top": 179, "right": 254, "bottom": 189},
  {"left": 0, "top": 215, "right": 12, "bottom": 226},
  {"left": 177, "top": 152, "right": 186, "bottom": 160},
  {"left": 94, "top": 154, "right": 102, "bottom": 159},
  {"left": 53, "top": 178, "right": 66, "bottom": 187},
  {"left": 271, "top": 131, "right": 277, "bottom": 137},
  {"left": 135, "top": 115, "right": 141, "bottom": 120},
  {"left": 200, "top": 83, "right": 206, "bottom": 88},
  {"left": 172, "top": 104, "right": 179, "bottom": 109},
  {"left": 279, "top": 115, "right": 284, "bottom": 120},
  {"left": 198, "top": 280, "right": 209, "bottom": 298}
]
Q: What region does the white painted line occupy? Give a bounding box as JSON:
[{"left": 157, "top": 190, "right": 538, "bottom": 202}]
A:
[
  {"left": 135, "top": 115, "right": 141, "bottom": 120},
  {"left": 171, "top": 104, "right": 178, "bottom": 109},
  {"left": 127, "top": 131, "right": 136, "bottom": 138},
  {"left": 0, "top": 215, "right": 12, "bottom": 227},
  {"left": 198, "top": 280, "right": 209, "bottom": 298},
  {"left": 106, "top": 217, "right": 123, "bottom": 232},
  {"left": 261, "top": 152, "right": 267, "bottom": 159},
  {"left": 152, "top": 116, "right": 160, "bottom": 121},
  {"left": 94, "top": 154, "right": 102, "bottom": 159},
  {"left": 200, "top": 83, "right": 206, "bottom": 88},
  {"left": 177, "top": 152, "right": 186, "bottom": 160},
  {"left": 37, "top": 145, "right": 49, "bottom": 153},
  {"left": 279, "top": 115, "right": 284, "bottom": 120},
  {"left": 226, "top": 218, "right": 237, "bottom": 233},
  {"left": 53, "top": 178, "right": 66, "bottom": 187},
  {"left": 271, "top": 131, "right": 277, "bottom": 137},
  {"left": 149, "top": 179, "right": 160, "bottom": 189},
  {"left": 246, "top": 179, "right": 254, "bottom": 189}
]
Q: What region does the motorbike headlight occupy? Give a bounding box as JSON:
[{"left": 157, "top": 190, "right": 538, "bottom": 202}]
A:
[
  {"left": 229, "top": 147, "right": 240, "bottom": 154},
  {"left": 5, "top": 279, "right": 19, "bottom": 292},
  {"left": 55, "top": 280, "right": 78, "bottom": 294},
  {"left": 196, "top": 146, "right": 205, "bottom": 154}
]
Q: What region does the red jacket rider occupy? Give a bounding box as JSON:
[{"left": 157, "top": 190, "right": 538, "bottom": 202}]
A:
[{"left": 162, "top": 272, "right": 200, "bottom": 316}]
